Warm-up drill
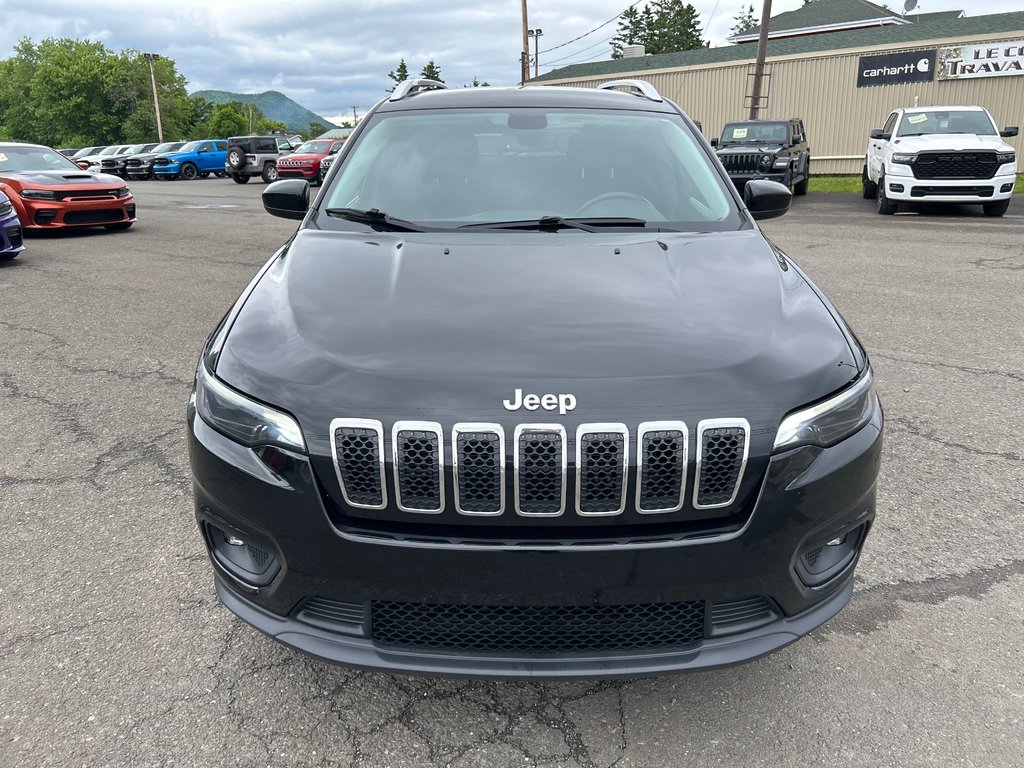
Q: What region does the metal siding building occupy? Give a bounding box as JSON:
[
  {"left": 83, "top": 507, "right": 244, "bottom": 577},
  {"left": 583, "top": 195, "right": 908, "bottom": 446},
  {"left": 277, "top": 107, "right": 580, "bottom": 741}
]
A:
[{"left": 534, "top": 13, "right": 1024, "bottom": 175}]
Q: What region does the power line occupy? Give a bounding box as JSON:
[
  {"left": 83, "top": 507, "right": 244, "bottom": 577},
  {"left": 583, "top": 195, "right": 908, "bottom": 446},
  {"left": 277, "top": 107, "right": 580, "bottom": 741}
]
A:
[
  {"left": 543, "top": 33, "right": 617, "bottom": 66},
  {"left": 538, "top": 0, "right": 644, "bottom": 55}
]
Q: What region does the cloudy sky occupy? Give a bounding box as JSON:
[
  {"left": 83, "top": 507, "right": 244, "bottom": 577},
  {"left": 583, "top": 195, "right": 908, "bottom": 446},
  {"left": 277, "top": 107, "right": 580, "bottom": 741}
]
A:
[{"left": 0, "top": 0, "right": 1017, "bottom": 124}]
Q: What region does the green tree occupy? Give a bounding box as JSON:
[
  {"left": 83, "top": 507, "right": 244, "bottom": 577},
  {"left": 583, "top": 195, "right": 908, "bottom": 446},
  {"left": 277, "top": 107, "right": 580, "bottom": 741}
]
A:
[
  {"left": 611, "top": 6, "right": 647, "bottom": 58},
  {"left": 419, "top": 60, "right": 444, "bottom": 83},
  {"left": 465, "top": 76, "right": 490, "bottom": 87},
  {"left": 731, "top": 4, "right": 758, "bottom": 37},
  {"left": 611, "top": 2, "right": 705, "bottom": 58},
  {"left": 387, "top": 58, "right": 409, "bottom": 92},
  {"left": 255, "top": 116, "right": 288, "bottom": 134},
  {"left": 209, "top": 105, "right": 247, "bottom": 138}
]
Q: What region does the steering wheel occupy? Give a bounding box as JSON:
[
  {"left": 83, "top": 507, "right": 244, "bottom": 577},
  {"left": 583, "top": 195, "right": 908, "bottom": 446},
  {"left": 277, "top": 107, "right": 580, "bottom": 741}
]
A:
[{"left": 575, "top": 191, "right": 654, "bottom": 216}]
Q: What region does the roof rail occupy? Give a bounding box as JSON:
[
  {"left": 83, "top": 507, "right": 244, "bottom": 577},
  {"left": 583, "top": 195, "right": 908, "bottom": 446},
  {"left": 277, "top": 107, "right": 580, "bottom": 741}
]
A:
[
  {"left": 596, "top": 79, "right": 663, "bottom": 103},
  {"left": 389, "top": 79, "right": 448, "bottom": 102}
]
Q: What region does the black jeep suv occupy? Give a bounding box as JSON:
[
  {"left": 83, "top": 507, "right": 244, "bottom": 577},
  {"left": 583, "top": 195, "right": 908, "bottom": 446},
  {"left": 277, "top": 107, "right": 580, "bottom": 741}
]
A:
[
  {"left": 714, "top": 118, "right": 810, "bottom": 195},
  {"left": 225, "top": 134, "right": 296, "bottom": 184},
  {"left": 189, "top": 81, "right": 881, "bottom": 678}
]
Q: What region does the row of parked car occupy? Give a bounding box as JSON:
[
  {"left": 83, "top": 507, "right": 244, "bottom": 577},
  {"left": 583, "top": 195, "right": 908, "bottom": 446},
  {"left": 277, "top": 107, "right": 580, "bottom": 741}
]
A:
[{"left": 60, "top": 134, "right": 346, "bottom": 185}]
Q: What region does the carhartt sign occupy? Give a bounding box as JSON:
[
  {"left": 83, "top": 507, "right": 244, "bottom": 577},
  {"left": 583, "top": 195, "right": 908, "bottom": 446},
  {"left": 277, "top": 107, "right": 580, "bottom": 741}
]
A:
[
  {"left": 857, "top": 50, "right": 935, "bottom": 87},
  {"left": 939, "top": 41, "right": 1024, "bottom": 79}
]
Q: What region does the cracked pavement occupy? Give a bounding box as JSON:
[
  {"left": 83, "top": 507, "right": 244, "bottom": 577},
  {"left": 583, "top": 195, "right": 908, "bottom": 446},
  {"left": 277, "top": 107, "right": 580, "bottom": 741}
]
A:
[{"left": 1, "top": 185, "right": 1022, "bottom": 767}]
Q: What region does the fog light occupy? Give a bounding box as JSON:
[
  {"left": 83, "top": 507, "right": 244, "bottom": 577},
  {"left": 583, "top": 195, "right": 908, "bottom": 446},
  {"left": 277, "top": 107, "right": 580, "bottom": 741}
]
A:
[
  {"left": 204, "top": 522, "right": 280, "bottom": 587},
  {"left": 796, "top": 523, "right": 867, "bottom": 587},
  {"left": 889, "top": 183, "right": 904, "bottom": 193},
  {"left": 1001, "top": 183, "right": 1014, "bottom": 193}
]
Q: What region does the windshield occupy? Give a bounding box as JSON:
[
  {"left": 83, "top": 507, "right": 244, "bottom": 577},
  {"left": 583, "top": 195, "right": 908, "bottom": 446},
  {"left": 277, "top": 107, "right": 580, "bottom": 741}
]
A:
[
  {"left": 323, "top": 108, "right": 737, "bottom": 231},
  {"left": 125, "top": 144, "right": 149, "bottom": 154},
  {"left": 178, "top": 141, "right": 200, "bottom": 152},
  {"left": 294, "top": 140, "right": 332, "bottom": 154},
  {"left": 720, "top": 122, "right": 788, "bottom": 144},
  {"left": 0, "top": 145, "right": 83, "bottom": 173},
  {"left": 897, "top": 110, "right": 997, "bottom": 137},
  {"left": 99, "top": 146, "right": 125, "bottom": 156},
  {"left": 152, "top": 142, "right": 183, "bottom": 153},
  {"left": 72, "top": 146, "right": 99, "bottom": 158}
]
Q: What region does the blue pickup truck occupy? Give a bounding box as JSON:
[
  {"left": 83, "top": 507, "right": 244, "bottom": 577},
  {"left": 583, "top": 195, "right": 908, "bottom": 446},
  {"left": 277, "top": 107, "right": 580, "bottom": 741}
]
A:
[{"left": 152, "top": 140, "right": 228, "bottom": 180}]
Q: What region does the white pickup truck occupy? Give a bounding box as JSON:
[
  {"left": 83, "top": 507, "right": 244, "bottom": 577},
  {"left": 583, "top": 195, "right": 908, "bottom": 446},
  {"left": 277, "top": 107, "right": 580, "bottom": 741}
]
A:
[{"left": 862, "top": 105, "right": 1018, "bottom": 216}]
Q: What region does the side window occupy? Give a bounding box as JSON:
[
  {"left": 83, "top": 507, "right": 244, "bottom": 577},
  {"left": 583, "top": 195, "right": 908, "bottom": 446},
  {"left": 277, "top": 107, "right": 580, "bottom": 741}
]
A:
[
  {"left": 215, "top": 141, "right": 226, "bottom": 152},
  {"left": 256, "top": 138, "right": 277, "bottom": 153},
  {"left": 198, "top": 142, "right": 212, "bottom": 153},
  {"left": 882, "top": 113, "right": 898, "bottom": 137},
  {"left": 277, "top": 139, "right": 292, "bottom": 152}
]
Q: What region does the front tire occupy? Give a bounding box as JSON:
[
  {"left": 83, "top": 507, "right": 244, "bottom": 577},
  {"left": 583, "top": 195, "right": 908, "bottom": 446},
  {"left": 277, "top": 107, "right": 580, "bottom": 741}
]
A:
[
  {"left": 180, "top": 163, "right": 198, "bottom": 181},
  {"left": 983, "top": 199, "right": 1010, "bottom": 217},
  {"left": 214, "top": 171, "right": 227, "bottom": 178},
  {"left": 862, "top": 163, "right": 877, "bottom": 199},
  {"left": 198, "top": 171, "right": 210, "bottom": 179},
  {"left": 231, "top": 173, "right": 250, "bottom": 184},
  {"left": 876, "top": 174, "right": 897, "bottom": 215},
  {"left": 793, "top": 160, "right": 809, "bottom": 196},
  {"left": 261, "top": 163, "right": 279, "bottom": 183},
  {"left": 0, "top": 252, "right": 17, "bottom": 262}
]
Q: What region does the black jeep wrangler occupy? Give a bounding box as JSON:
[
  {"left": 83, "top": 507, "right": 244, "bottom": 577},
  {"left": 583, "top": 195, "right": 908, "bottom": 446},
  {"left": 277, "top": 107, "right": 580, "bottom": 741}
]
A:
[{"left": 713, "top": 118, "right": 810, "bottom": 195}]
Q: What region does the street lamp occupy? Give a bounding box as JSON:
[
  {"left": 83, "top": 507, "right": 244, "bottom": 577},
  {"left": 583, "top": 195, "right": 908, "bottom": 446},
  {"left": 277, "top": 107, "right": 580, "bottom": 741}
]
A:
[
  {"left": 142, "top": 52, "right": 164, "bottom": 142},
  {"left": 527, "top": 29, "right": 544, "bottom": 79}
]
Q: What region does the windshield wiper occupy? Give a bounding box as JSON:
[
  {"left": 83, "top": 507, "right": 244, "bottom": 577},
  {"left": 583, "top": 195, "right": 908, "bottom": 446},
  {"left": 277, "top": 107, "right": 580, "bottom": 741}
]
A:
[
  {"left": 324, "top": 207, "right": 425, "bottom": 232},
  {"left": 459, "top": 215, "right": 648, "bottom": 232}
]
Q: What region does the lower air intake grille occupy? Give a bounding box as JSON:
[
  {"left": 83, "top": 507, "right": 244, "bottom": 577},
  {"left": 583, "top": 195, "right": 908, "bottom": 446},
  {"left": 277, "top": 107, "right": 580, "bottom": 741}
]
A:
[
  {"left": 333, "top": 421, "right": 385, "bottom": 508},
  {"left": 371, "top": 599, "right": 706, "bottom": 653},
  {"left": 516, "top": 428, "right": 565, "bottom": 515},
  {"left": 296, "top": 597, "right": 368, "bottom": 635},
  {"left": 63, "top": 209, "right": 124, "bottom": 224},
  {"left": 695, "top": 420, "right": 749, "bottom": 509},
  {"left": 4, "top": 226, "right": 22, "bottom": 249},
  {"left": 454, "top": 427, "right": 503, "bottom": 514},
  {"left": 393, "top": 423, "right": 443, "bottom": 512}
]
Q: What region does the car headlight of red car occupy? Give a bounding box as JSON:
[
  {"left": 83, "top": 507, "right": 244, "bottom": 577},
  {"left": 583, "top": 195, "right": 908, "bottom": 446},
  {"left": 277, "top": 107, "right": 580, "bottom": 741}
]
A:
[
  {"left": 20, "top": 189, "right": 57, "bottom": 200},
  {"left": 116, "top": 187, "right": 131, "bottom": 198}
]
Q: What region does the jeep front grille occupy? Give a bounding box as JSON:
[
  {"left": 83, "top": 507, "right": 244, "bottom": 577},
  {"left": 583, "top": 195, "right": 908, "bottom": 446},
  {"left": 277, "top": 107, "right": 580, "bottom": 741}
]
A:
[
  {"left": 694, "top": 419, "right": 750, "bottom": 509},
  {"left": 719, "top": 153, "right": 763, "bottom": 173},
  {"left": 912, "top": 152, "right": 997, "bottom": 180},
  {"left": 329, "top": 419, "right": 752, "bottom": 519}
]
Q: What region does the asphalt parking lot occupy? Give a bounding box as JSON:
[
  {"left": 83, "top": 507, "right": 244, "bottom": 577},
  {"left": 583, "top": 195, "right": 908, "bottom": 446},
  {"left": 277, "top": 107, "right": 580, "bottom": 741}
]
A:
[{"left": 2, "top": 181, "right": 1022, "bottom": 767}]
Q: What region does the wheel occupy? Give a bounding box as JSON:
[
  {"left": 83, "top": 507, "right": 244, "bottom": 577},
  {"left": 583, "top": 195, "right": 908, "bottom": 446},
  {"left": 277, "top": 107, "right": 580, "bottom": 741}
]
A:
[
  {"left": 575, "top": 191, "right": 653, "bottom": 216},
  {"left": 227, "top": 147, "right": 247, "bottom": 170},
  {"left": 231, "top": 174, "right": 250, "bottom": 184},
  {"left": 105, "top": 222, "right": 133, "bottom": 231},
  {"left": 214, "top": 171, "right": 227, "bottom": 178},
  {"left": 198, "top": 171, "right": 210, "bottom": 179},
  {"left": 180, "top": 163, "right": 198, "bottom": 180},
  {"left": 0, "top": 252, "right": 17, "bottom": 262},
  {"left": 261, "top": 163, "right": 279, "bottom": 183},
  {"left": 793, "top": 160, "right": 809, "bottom": 196},
  {"left": 876, "top": 174, "right": 897, "bottom": 215},
  {"left": 983, "top": 199, "right": 1009, "bottom": 217},
  {"left": 862, "top": 162, "right": 877, "bottom": 199}
]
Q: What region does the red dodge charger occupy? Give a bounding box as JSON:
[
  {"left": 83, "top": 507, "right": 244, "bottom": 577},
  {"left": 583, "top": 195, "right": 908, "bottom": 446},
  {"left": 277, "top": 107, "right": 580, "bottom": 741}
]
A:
[{"left": 0, "top": 142, "right": 136, "bottom": 231}]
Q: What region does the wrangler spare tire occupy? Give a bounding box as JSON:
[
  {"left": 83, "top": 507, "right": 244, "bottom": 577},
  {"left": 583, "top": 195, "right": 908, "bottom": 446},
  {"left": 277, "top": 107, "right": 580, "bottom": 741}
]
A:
[{"left": 227, "top": 146, "right": 248, "bottom": 170}]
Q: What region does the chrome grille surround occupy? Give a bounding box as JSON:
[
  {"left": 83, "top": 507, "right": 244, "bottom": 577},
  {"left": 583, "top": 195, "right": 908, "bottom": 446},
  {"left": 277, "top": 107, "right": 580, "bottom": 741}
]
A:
[
  {"left": 392, "top": 421, "right": 445, "bottom": 514},
  {"left": 574, "top": 423, "right": 629, "bottom": 516},
  {"left": 330, "top": 418, "right": 387, "bottom": 510},
  {"left": 635, "top": 421, "right": 688, "bottom": 514},
  {"left": 693, "top": 418, "right": 750, "bottom": 510},
  {"left": 513, "top": 424, "right": 567, "bottom": 517},
  {"left": 452, "top": 423, "right": 506, "bottom": 516}
]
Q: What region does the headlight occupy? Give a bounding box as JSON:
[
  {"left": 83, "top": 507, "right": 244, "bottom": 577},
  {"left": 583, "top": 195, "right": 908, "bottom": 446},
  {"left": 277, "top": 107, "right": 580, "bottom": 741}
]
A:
[
  {"left": 116, "top": 187, "right": 131, "bottom": 198},
  {"left": 996, "top": 151, "right": 1015, "bottom": 164},
  {"left": 773, "top": 370, "right": 878, "bottom": 452},
  {"left": 193, "top": 363, "right": 306, "bottom": 453},
  {"left": 20, "top": 189, "right": 57, "bottom": 200},
  {"left": 891, "top": 153, "right": 917, "bottom": 165},
  {"left": 0, "top": 201, "right": 11, "bottom": 215},
  {"left": 773, "top": 158, "right": 789, "bottom": 169},
  {"left": 760, "top": 155, "right": 773, "bottom": 167}
]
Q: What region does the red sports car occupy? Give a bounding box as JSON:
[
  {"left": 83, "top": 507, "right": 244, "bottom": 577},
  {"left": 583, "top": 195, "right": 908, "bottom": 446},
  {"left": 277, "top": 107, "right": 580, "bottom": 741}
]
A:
[
  {"left": 0, "top": 142, "right": 136, "bottom": 231},
  {"left": 274, "top": 139, "right": 345, "bottom": 184}
]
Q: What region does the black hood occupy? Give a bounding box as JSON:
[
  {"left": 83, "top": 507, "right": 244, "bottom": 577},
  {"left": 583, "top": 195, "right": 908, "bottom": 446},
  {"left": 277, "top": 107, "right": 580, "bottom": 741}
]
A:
[
  {"left": 215, "top": 229, "right": 858, "bottom": 455},
  {"left": 4, "top": 170, "right": 122, "bottom": 186}
]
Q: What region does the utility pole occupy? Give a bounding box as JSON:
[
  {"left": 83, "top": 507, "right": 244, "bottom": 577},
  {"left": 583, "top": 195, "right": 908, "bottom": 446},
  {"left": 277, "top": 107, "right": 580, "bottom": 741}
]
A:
[
  {"left": 528, "top": 28, "right": 544, "bottom": 78},
  {"left": 748, "top": 0, "right": 773, "bottom": 119},
  {"left": 351, "top": 106, "right": 359, "bottom": 124},
  {"left": 142, "top": 53, "right": 164, "bottom": 142},
  {"left": 520, "top": 0, "right": 530, "bottom": 85}
]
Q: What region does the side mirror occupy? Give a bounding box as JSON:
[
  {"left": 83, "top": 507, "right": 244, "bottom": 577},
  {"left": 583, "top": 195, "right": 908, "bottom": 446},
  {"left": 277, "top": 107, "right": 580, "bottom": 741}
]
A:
[
  {"left": 1001, "top": 126, "right": 1019, "bottom": 138},
  {"left": 262, "top": 179, "right": 309, "bottom": 220},
  {"left": 710, "top": 138, "right": 719, "bottom": 148},
  {"left": 76, "top": 161, "right": 92, "bottom": 170},
  {"left": 744, "top": 179, "right": 792, "bottom": 221},
  {"left": 869, "top": 129, "right": 891, "bottom": 141}
]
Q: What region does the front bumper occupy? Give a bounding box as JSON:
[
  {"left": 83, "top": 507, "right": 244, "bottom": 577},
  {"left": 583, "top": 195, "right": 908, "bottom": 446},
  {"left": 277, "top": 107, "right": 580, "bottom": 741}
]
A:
[
  {"left": 277, "top": 166, "right": 317, "bottom": 180},
  {"left": 884, "top": 165, "right": 1016, "bottom": 203},
  {"left": 19, "top": 198, "right": 135, "bottom": 230},
  {"left": 189, "top": 405, "right": 882, "bottom": 679},
  {"left": 153, "top": 164, "right": 182, "bottom": 177},
  {"left": 0, "top": 214, "right": 24, "bottom": 254}
]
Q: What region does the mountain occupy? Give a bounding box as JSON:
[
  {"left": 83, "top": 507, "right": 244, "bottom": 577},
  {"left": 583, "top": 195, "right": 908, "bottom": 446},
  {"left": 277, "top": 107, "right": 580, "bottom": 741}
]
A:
[{"left": 191, "top": 90, "right": 337, "bottom": 134}]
